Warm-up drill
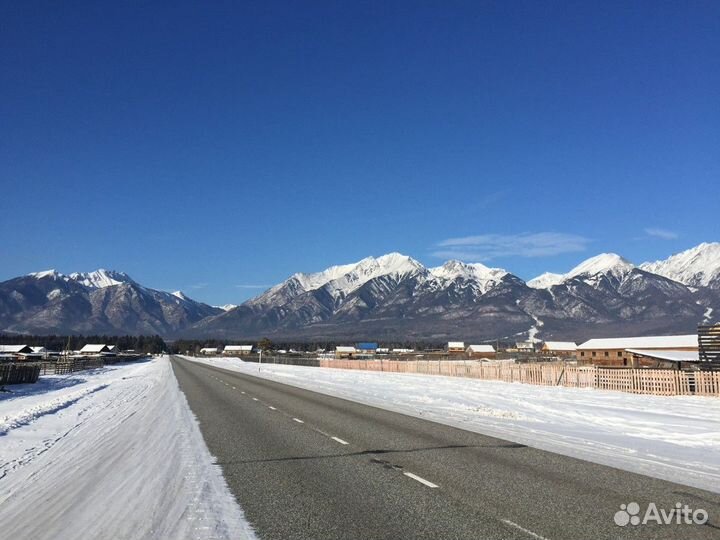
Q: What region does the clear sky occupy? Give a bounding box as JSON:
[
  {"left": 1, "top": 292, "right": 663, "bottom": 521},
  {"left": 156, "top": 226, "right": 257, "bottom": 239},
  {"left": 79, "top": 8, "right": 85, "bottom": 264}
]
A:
[{"left": 2, "top": 1, "right": 719, "bottom": 305}]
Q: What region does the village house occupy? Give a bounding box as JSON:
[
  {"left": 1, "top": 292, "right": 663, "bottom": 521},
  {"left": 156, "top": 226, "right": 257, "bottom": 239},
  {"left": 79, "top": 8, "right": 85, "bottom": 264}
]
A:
[
  {"left": 625, "top": 349, "right": 701, "bottom": 370},
  {"left": 0, "top": 344, "right": 34, "bottom": 360},
  {"left": 465, "top": 344, "right": 496, "bottom": 359},
  {"left": 541, "top": 341, "right": 577, "bottom": 356},
  {"left": 515, "top": 341, "right": 536, "bottom": 352},
  {"left": 356, "top": 342, "right": 378, "bottom": 355},
  {"left": 199, "top": 347, "right": 220, "bottom": 355},
  {"left": 223, "top": 345, "right": 253, "bottom": 356},
  {"left": 577, "top": 334, "right": 698, "bottom": 367},
  {"left": 79, "top": 344, "right": 112, "bottom": 355},
  {"left": 334, "top": 346, "right": 357, "bottom": 359},
  {"left": 447, "top": 342, "right": 465, "bottom": 355}
]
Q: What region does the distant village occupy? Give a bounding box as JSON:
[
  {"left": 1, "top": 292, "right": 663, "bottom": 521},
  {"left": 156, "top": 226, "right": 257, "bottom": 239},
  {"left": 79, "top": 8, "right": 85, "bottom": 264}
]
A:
[
  {"left": 191, "top": 326, "right": 719, "bottom": 372},
  {"left": 0, "top": 343, "right": 147, "bottom": 362}
]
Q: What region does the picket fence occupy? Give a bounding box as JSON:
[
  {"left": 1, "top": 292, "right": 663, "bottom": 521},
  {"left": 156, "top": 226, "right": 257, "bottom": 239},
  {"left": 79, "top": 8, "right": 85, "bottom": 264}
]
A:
[{"left": 317, "top": 358, "right": 720, "bottom": 397}]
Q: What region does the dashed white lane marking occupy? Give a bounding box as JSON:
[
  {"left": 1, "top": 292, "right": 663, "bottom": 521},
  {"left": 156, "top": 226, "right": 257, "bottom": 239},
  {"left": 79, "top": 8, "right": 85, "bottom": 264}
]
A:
[
  {"left": 268, "top": 406, "right": 277, "bottom": 410},
  {"left": 501, "top": 519, "right": 550, "bottom": 540},
  {"left": 403, "top": 472, "right": 439, "bottom": 488},
  {"left": 331, "top": 437, "right": 349, "bottom": 445},
  {"left": 252, "top": 397, "right": 259, "bottom": 401},
  {"left": 241, "top": 391, "right": 246, "bottom": 394},
  {"left": 232, "top": 386, "right": 236, "bottom": 389},
  {"left": 292, "top": 418, "right": 304, "bottom": 424}
]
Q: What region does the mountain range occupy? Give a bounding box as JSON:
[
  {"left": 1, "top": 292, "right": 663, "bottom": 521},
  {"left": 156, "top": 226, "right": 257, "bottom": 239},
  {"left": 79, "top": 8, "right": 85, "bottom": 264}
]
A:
[
  {"left": 1, "top": 243, "right": 719, "bottom": 341},
  {"left": 0, "top": 269, "right": 221, "bottom": 336}
]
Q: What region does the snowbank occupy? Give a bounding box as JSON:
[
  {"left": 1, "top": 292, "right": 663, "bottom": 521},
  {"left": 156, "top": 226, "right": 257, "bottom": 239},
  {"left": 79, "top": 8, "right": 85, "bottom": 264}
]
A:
[
  {"left": 186, "top": 356, "right": 720, "bottom": 494},
  {"left": 0, "top": 357, "right": 255, "bottom": 540}
]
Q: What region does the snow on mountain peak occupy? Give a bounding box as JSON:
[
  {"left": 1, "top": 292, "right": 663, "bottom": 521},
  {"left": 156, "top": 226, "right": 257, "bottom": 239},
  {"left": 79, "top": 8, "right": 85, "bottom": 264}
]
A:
[
  {"left": 69, "top": 269, "right": 133, "bottom": 289},
  {"left": 29, "top": 269, "right": 63, "bottom": 280},
  {"left": 567, "top": 253, "right": 634, "bottom": 279},
  {"left": 290, "top": 253, "right": 424, "bottom": 295},
  {"left": 640, "top": 242, "right": 720, "bottom": 288},
  {"left": 430, "top": 260, "right": 507, "bottom": 282},
  {"left": 215, "top": 303, "right": 238, "bottom": 311},
  {"left": 527, "top": 272, "right": 565, "bottom": 289},
  {"left": 172, "top": 291, "right": 189, "bottom": 300},
  {"left": 527, "top": 253, "right": 635, "bottom": 289}
]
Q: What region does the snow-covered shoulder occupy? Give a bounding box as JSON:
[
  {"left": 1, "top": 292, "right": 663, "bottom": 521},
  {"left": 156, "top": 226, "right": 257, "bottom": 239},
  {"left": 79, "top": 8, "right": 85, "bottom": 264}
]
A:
[{"left": 0, "top": 357, "right": 255, "bottom": 540}]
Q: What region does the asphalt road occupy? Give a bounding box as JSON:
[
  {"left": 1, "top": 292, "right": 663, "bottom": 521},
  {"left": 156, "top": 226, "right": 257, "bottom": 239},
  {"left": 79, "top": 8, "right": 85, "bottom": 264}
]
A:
[{"left": 170, "top": 356, "right": 720, "bottom": 540}]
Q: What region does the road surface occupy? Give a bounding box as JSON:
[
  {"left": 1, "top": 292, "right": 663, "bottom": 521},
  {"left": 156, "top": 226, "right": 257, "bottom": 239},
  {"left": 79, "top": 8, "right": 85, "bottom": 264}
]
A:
[{"left": 170, "top": 356, "right": 720, "bottom": 540}]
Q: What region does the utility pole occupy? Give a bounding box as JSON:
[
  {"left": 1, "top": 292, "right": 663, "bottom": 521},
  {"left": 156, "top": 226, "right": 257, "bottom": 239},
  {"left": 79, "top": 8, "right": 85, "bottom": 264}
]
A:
[{"left": 259, "top": 348, "right": 262, "bottom": 372}]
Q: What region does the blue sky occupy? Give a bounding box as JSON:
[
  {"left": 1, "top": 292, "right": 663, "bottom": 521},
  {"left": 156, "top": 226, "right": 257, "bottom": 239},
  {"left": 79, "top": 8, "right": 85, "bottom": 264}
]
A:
[{"left": 1, "top": 1, "right": 719, "bottom": 305}]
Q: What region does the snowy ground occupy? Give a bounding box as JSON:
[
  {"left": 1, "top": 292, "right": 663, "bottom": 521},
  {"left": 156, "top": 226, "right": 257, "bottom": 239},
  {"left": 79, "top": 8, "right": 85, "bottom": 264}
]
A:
[
  {"left": 187, "top": 356, "right": 720, "bottom": 494},
  {"left": 0, "top": 357, "right": 255, "bottom": 540}
]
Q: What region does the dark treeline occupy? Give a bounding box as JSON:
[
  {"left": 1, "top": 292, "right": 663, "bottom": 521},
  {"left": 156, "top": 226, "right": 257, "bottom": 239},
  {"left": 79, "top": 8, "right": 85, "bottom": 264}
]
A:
[{"left": 0, "top": 334, "right": 167, "bottom": 354}]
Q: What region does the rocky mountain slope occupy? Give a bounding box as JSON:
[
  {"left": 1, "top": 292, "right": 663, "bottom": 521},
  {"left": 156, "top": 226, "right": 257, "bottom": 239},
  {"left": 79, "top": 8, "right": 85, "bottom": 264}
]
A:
[
  {"left": 2, "top": 243, "right": 719, "bottom": 340},
  {"left": 0, "top": 269, "right": 221, "bottom": 336},
  {"left": 186, "top": 245, "right": 720, "bottom": 341}
]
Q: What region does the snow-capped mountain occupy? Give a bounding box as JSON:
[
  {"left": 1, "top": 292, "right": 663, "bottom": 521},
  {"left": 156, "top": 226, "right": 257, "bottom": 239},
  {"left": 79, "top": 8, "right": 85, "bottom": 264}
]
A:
[
  {"left": 640, "top": 242, "right": 720, "bottom": 289},
  {"left": 0, "top": 270, "right": 221, "bottom": 335},
  {"left": 527, "top": 272, "right": 564, "bottom": 289},
  {"left": 527, "top": 253, "right": 634, "bottom": 289},
  {"left": 3, "top": 244, "right": 719, "bottom": 340},
  {"left": 250, "top": 253, "right": 426, "bottom": 308},
  {"left": 429, "top": 260, "right": 508, "bottom": 294},
  {"left": 215, "top": 303, "right": 239, "bottom": 311},
  {"left": 189, "top": 246, "right": 719, "bottom": 341},
  {"left": 69, "top": 269, "right": 134, "bottom": 289}
]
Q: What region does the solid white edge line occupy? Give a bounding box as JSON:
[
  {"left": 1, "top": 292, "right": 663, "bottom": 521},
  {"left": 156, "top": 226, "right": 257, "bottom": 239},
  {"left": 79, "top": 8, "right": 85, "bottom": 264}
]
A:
[
  {"left": 501, "top": 519, "right": 550, "bottom": 540},
  {"left": 331, "top": 436, "right": 349, "bottom": 445},
  {"left": 292, "top": 418, "right": 304, "bottom": 423},
  {"left": 403, "top": 472, "right": 438, "bottom": 488}
]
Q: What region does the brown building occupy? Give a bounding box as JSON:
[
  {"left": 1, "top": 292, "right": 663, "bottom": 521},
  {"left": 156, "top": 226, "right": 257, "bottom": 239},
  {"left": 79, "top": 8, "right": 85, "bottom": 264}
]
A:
[
  {"left": 625, "top": 349, "right": 700, "bottom": 370},
  {"left": 577, "top": 335, "right": 698, "bottom": 367}
]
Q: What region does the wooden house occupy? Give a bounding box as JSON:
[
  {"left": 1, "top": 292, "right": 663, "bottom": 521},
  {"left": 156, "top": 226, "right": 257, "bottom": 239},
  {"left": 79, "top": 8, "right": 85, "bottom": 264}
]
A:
[{"left": 577, "top": 335, "right": 697, "bottom": 367}]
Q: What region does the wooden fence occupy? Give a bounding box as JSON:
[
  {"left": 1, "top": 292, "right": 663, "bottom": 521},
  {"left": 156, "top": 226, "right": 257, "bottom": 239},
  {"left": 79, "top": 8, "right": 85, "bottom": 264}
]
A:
[
  {"left": 317, "top": 358, "right": 720, "bottom": 397},
  {"left": 39, "top": 357, "right": 105, "bottom": 375},
  {"left": 0, "top": 363, "right": 41, "bottom": 385}
]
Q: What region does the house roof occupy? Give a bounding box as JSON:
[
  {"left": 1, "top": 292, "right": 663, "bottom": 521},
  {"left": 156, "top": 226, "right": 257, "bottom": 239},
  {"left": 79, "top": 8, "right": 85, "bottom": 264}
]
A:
[
  {"left": 0, "top": 344, "right": 32, "bottom": 353},
  {"left": 543, "top": 341, "right": 577, "bottom": 351},
  {"left": 356, "top": 342, "right": 378, "bottom": 350},
  {"left": 31, "top": 346, "right": 47, "bottom": 353},
  {"left": 80, "top": 344, "right": 109, "bottom": 353},
  {"left": 200, "top": 347, "right": 218, "bottom": 352},
  {"left": 224, "top": 345, "right": 253, "bottom": 351},
  {"left": 335, "top": 346, "right": 356, "bottom": 353},
  {"left": 626, "top": 349, "right": 700, "bottom": 363},
  {"left": 516, "top": 341, "right": 534, "bottom": 348},
  {"left": 448, "top": 341, "right": 465, "bottom": 348},
  {"left": 578, "top": 335, "right": 697, "bottom": 350},
  {"left": 466, "top": 344, "right": 495, "bottom": 353}
]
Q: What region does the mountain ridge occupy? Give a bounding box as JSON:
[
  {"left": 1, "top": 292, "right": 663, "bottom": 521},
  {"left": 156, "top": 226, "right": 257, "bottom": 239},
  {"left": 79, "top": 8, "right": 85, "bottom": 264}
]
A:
[{"left": 2, "top": 243, "right": 719, "bottom": 339}]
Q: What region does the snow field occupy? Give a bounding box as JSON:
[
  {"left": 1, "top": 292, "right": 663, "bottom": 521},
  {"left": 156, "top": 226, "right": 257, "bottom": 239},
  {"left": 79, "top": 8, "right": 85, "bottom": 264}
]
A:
[{"left": 0, "top": 357, "right": 255, "bottom": 540}]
